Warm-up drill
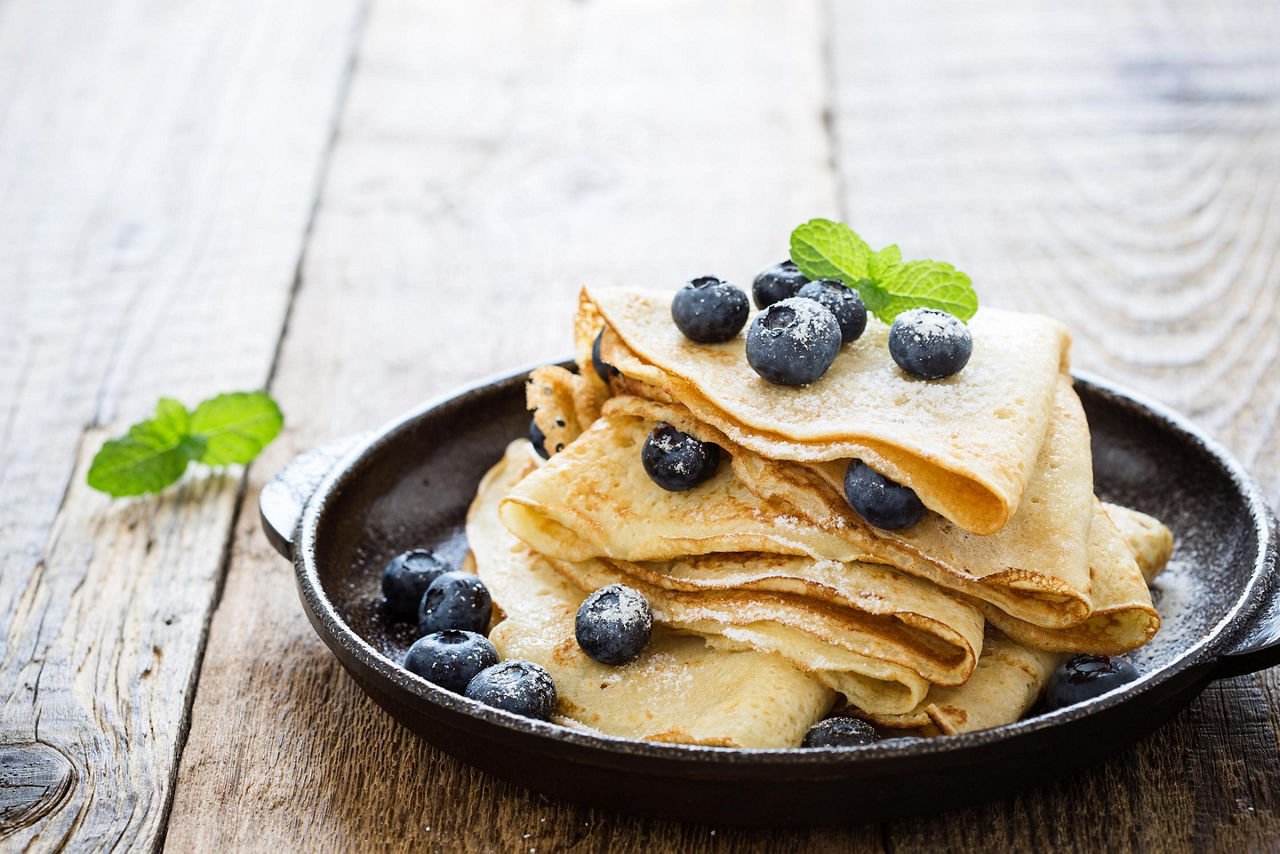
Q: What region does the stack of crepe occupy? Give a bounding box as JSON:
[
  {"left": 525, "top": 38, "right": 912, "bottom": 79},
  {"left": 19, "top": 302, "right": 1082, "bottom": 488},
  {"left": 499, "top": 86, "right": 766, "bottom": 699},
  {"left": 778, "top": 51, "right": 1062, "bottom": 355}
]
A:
[{"left": 465, "top": 287, "right": 1173, "bottom": 748}]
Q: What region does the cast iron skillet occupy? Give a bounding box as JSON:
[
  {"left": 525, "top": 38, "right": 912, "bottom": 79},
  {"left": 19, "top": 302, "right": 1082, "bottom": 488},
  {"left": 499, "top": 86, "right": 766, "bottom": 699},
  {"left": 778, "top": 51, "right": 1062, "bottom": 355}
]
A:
[{"left": 260, "top": 363, "right": 1280, "bottom": 825}]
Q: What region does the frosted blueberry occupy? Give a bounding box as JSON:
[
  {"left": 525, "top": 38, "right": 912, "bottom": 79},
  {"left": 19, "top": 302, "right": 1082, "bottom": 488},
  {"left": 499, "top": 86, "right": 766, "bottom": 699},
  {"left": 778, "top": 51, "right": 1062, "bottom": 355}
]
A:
[
  {"left": 466, "top": 660, "right": 557, "bottom": 720},
  {"left": 745, "top": 297, "right": 842, "bottom": 386},
  {"left": 888, "top": 307, "right": 972, "bottom": 379},
  {"left": 671, "top": 276, "right": 750, "bottom": 343},
  {"left": 752, "top": 259, "right": 809, "bottom": 309},
  {"left": 418, "top": 571, "right": 493, "bottom": 636},
  {"left": 381, "top": 549, "right": 449, "bottom": 621},
  {"left": 576, "top": 584, "right": 653, "bottom": 665},
  {"left": 641, "top": 423, "right": 721, "bottom": 491},
  {"left": 801, "top": 717, "right": 880, "bottom": 748},
  {"left": 404, "top": 630, "right": 499, "bottom": 694},
  {"left": 843, "top": 460, "right": 926, "bottom": 530},
  {"left": 796, "top": 279, "right": 867, "bottom": 344}
]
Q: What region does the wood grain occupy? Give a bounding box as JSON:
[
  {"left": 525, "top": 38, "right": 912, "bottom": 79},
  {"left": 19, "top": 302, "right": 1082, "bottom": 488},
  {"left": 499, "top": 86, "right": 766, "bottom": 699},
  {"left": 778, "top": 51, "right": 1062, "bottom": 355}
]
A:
[
  {"left": 163, "top": 0, "right": 876, "bottom": 851},
  {"left": 0, "top": 0, "right": 1269, "bottom": 850},
  {"left": 828, "top": 0, "right": 1280, "bottom": 849},
  {"left": 0, "top": 0, "right": 362, "bottom": 849}
]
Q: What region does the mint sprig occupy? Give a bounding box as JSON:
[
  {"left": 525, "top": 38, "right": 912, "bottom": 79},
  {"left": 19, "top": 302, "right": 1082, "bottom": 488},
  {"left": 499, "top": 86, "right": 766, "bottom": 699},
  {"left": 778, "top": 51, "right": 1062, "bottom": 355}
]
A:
[
  {"left": 789, "top": 218, "right": 978, "bottom": 323},
  {"left": 88, "top": 392, "right": 283, "bottom": 497}
]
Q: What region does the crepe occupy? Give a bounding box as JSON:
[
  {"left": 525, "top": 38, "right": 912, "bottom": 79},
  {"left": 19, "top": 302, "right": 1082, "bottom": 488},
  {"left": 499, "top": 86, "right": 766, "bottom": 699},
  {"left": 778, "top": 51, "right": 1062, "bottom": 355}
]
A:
[
  {"left": 469, "top": 440, "right": 834, "bottom": 748},
  {"left": 1107, "top": 503, "right": 1175, "bottom": 583},
  {"left": 863, "top": 628, "right": 1063, "bottom": 735},
  {"left": 867, "top": 512, "right": 1170, "bottom": 734},
  {"left": 583, "top": 287, "right": 1072, "bottom": 535},
  {"left": 472, "top": 285, "right": 1168, "bottom": 743},
  {"left": 545, "top": 554, "right": 934, "bottom": 714},
  {"left": 527, "top": 364, "right": 602, "bottom": 454},
  {"left": 499, "top": 412, "right": 868, "bottom": 564},
  {"left": 602, "top": 390, "right": 1162, "bottom": 652},
  {"left": 503, "top": 406, "right": 1103, "bottom": 629},
  {"left": 613, "top": 551, "right": 986, "bottom": 677},
  {"left": 604, "top": 374, "right": 1097, "bottom": 630},
  {"left": 982, "top": 502, "right": 1160, "bottom": 654}
]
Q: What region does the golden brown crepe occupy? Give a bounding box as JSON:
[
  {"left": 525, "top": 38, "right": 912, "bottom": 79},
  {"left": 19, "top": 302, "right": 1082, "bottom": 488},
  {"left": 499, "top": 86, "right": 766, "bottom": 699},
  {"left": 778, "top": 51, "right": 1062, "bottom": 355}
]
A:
[
  {"left": 499, "top": 412, "right": 868, "bottom": 564},
  {"left": 599, "top": 393, "right": 1161, "bottom": 652},
  {"left": 584, "top": 287, "right": 1072, "bottom": 535},
  {"left": 1107, "top": 502, "right": 1175, "bottom": 583},
  {"left": 982, "top": 501, "right": 1160, "bottom": 654},
  {"left": 526, "top": 365, "right": 597, "bottom": 455},
  {"left": 863, "top": 628, "right": 1063, "bottom": 735},
  {"left": 544, "top": 554, "right": 935, "bottom": 714},
  {"left": 865, "top": 512, "right": 1170, "bottom": 734},
  {"left": 470, "top": 440, "right": 834, "bottom": 748},
  {"left": 469, "top": 287, "right": 1170, "bottom": 744},
  {"left": 501, "top": 398, "right": 1162, "bottom": 652},
  {"left": 603, "top": 375, "right": 1097, "bottom": 630}
]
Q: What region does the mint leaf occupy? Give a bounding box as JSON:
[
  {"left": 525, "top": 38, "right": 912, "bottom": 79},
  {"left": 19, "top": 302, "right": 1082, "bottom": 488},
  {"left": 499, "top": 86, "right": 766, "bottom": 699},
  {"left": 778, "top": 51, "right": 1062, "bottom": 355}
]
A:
[
  {"left": 787, "top": 220, "right": 979, "bottom": 324},
  {"left": 87, "top": 422, "right": 195, "bottom": 497},
  {"left": 874, "top": 260, "right": 978, "bottom": 322},
  {"left": 790, "top": 218, "right": 872, "bottom": 283},
  {"left": 868, "top": 244, "right": 902, "bottom": 282},
  {"left": 151, "top": 398, "right": 191, "bottom": 442},
  {"left": 87, "top": 391, "right": 283, "bottom": 497},
  {"left": 189, "top": 392, "right": 283, "bottom": 466}
]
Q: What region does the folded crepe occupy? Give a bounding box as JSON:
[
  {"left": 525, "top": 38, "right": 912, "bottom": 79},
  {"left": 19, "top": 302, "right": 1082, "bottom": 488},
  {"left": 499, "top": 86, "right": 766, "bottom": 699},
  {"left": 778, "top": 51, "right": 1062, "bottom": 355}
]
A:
[
  {"left": 863, "top": 628, "right": 1063, "bottom": 735},
  {"left": 544, "top": 554, "right": 935, "bottom": 714},
  {"left": 499, "top": 411, "right": 869, "bottom": 564},
  {"left": 981, "top": 502, "right": 1160, "bottom": 654},
  {"left": 583, "top": 287, "right": 1072, "bottom": 535},
  {"left": 527, "top": 364, "right": 602, "bottom": 453},
  {"left": 867, "top": 504, "right": 1170, "bottom": 734},
  {"left": 602, "top": 390, "right": 1162, "bottom": 652},
  {"left": 604, "top": 374, "right": 1096, "bottom": 630},
  {"left": 501, "top": 403, "right": 1161, "bottom": 651},
  {"left": 1107, "top": 503, "right": 1175, "bottom": 583},
  {"left": 470, "top": 440, "right": 834, "bottom": 748}
]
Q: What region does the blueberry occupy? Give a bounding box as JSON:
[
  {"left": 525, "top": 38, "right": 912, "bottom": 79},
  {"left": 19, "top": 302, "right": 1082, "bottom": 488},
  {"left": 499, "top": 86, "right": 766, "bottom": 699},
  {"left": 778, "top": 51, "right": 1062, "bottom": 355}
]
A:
[
  {"left": 592, "top": 329, "right": 619, "bottom": 383},
  {"left": 418, "top": 571, "right": 493, "bottom": 635},
  {"left": 752, "top": 259, "right": 809, "bottom": 309},
  {"left": 404, "top": 629, "right": 499, "bottom": 694},
  {"left": 801, "top": 717, "right": 880, "bottom": 748},
  {"left": 528, "top": 418, "right": 550, "bottom": 459},
  {"left": 671, "top": 276, "right": 750, "bottom": 343},
  {"left": 888, "top": 307, "right": 973, "bottom": 380},
  {"left": 745, "top": 297, "right": 842, "bottom": 386},
  {"left": 381, "top": 549, "right": 449, "bottom": 621},
  {"left": 465, "top": 660, "right": 558, "bottom": 720},
  {"left": 575, "top": 584, "right": 654, "bottom": 665},
  {"left": 796, "top": 280, "right": 867, "bottom": 345},
  {"left": 843, "top": 460, "right": 926, "bottom": 530},
  {"left": 641, "top": 423, "right": 721, "bottom": 491},
  {"left": 1043, "top": 654, "right": 1139, "bottom": 711}
]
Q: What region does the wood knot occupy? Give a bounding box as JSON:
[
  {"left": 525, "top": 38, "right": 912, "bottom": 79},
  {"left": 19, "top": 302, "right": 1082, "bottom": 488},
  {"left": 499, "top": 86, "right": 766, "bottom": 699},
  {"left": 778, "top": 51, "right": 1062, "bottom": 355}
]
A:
[{"left": 0, "top": 742, "right": 76, "bottom": 837}]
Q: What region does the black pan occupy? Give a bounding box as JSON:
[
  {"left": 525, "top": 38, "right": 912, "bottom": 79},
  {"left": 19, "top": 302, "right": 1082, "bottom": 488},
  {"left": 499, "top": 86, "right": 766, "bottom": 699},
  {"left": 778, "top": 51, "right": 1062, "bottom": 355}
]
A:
[{"left": 260, "top": 364, "right": 1280, "bottom": 825}]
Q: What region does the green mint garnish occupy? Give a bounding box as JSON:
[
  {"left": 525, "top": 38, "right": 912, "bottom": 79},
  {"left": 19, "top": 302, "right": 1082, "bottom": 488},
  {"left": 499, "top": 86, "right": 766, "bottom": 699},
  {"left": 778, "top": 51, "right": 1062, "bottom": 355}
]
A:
[
  {"left": 87, "top": 392, "right": 283, "bottom": 497},
  {"left": 789, "top": 218, "right": 978, "bottom": 323}
]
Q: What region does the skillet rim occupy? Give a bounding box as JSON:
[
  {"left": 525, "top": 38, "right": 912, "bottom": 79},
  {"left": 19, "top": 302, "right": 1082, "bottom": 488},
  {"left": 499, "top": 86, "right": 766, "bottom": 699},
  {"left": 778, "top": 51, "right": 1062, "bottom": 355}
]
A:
[{"left": 289, "top": 361, "right": 1279, "bottom": 767}]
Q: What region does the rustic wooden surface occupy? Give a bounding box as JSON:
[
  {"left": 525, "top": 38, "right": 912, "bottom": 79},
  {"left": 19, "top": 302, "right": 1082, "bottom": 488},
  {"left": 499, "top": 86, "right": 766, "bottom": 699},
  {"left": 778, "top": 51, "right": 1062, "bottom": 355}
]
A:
[
  {"left": 0, "top": 0, "right": 362, "bottom": 850},
  {"left": 1, "top": 0, "right": 1277, "bottom": 851}
]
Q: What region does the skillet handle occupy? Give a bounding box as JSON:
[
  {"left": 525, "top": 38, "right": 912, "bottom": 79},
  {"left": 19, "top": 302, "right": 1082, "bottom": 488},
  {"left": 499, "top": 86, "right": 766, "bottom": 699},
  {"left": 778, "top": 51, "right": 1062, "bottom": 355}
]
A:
[
  {"left": 1212, "top": 513, "right": 1280, "bottom": 680},
  {"left": 259, "top": 435, "right": 369, "bottom": 559}
]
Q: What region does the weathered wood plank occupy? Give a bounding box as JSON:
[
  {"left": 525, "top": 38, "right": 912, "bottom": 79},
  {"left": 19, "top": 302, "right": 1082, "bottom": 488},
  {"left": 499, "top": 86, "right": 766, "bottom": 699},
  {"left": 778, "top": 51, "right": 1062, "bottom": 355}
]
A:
[
  {"left": 0, "top": 0, "right": 363, "bottom": 850},
  {"left": 827, "top": 0, "right": 1280, "bottom": 848},
  {"left": 164, "top": 0, "right": 876, "bottom": 851}
]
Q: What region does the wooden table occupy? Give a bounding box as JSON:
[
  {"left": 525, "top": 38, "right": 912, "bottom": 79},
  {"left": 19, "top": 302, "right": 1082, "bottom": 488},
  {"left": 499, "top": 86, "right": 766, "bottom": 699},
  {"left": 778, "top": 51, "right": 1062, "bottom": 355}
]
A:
[{"left": 3, "top": 1, "right": 1279, "bottom": 850}]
